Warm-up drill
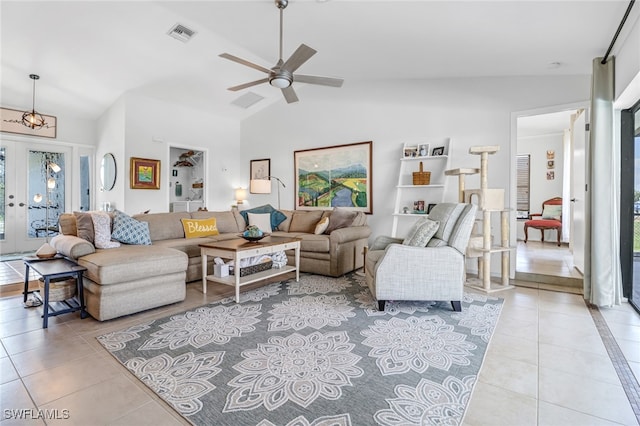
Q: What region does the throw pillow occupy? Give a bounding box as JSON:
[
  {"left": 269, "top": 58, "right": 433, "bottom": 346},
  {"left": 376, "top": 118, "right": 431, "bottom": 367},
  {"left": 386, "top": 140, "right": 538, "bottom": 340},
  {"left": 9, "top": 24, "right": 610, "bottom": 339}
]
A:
[
  {"left": 541, "top": 204, "right": 562, "bottom": 220},
  {"left": 248, "top": 212, "right": 272, "bottom": 233},
  {"left": 73, "top": 211, "right": 95, "bottom": 243},
  {"left": 239, "top": 205, "right": 286, "bottom": 230},
  {"left": 402, "top": 217, "right": 429, "bottom": 245},
  {"left": 324, "top": 208, "right": 358, "bottom": 234},
  {"left": 403, "top": 219, "right": 440, "bottom": 247},
  {"left": 181, "top": 218, "right": 220, "bottom": 239},
  {"left": 112, "top": 210, "right": 152, "bottom": 245},
  {"left": 90, "top": 212, "right": 120, "bottom": 249},
  {"left": 314, "top": 216, "right": 330, "bottom": 235}
]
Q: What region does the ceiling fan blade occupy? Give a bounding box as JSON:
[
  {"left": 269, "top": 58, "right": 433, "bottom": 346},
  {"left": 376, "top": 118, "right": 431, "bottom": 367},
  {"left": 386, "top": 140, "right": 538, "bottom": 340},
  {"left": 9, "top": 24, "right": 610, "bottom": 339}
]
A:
[
  {"left": 294, "top": 74, "right": 344, "bottom": 88},
  {"left": 281, "top": 44, "right": 316, "bottom": 73},
  {"left": 219, "top": 53, "right": 272, "bottom": 74},
  {"left": 227, "top": 78, "right": 270, "bottom": 92},
  {"left": 282, "top": 86, "right": 299, "bottom": 103}
]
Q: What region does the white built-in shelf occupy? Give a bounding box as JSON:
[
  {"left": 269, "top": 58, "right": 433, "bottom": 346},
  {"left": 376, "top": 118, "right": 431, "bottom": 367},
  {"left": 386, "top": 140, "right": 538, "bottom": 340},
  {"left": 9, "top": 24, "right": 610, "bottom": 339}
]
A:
[{"left": 400, "top": 155, "right": 449, "bottom": 162}]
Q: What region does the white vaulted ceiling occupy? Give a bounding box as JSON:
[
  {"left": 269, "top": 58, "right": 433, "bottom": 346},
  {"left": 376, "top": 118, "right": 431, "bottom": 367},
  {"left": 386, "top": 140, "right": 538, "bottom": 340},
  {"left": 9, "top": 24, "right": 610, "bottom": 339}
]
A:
[{"left": 1, "top": 1, "right": 637, "bottom": 122}]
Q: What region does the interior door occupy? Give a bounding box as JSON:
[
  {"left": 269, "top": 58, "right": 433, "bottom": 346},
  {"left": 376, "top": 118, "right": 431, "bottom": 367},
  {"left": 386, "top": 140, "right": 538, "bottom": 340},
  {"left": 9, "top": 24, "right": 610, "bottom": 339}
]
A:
[
  {"left": 571, "top": 109, "right": 587, "bottom": 273},
  {"left": 0, "top": 139, "right": 70, "bottom": 254}
]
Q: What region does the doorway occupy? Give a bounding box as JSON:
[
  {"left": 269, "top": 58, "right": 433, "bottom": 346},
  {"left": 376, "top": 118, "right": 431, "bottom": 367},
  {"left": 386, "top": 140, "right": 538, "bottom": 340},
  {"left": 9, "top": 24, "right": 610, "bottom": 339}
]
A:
[
  {"left": 0, "top": 139, "right": 71, "bottom": 254},
  {"left": 621, "top": 104, "right": 640, "bottom": 313},
  {"left": 513, "top": 106, "right": 587, "bottom": 286}
]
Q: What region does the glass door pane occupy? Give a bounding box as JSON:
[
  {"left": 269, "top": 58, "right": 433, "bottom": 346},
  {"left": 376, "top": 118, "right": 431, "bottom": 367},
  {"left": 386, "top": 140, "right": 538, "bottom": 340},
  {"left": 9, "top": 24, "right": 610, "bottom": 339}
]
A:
[
  {"left": 28, "top": 150, "right": 65, "bottom": 239},
  {"left": 633, "top": 109, "right": 640, "bottom": 308}
]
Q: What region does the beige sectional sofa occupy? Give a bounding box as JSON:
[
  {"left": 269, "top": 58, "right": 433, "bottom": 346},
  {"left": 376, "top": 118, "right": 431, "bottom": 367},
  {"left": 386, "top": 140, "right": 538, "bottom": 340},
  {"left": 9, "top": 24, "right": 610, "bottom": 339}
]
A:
[{"left": 51, "top": 208, "right": 370, "bottom": 321}]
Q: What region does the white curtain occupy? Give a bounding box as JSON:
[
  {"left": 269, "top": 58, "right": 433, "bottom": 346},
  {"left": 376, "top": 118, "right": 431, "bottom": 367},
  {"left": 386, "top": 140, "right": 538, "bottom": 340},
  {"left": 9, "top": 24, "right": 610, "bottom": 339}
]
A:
[
  {"left": 584, "top": 57, "right": 622, "bottom": 306},
  {"left": 562, "top": 129, "right": 571, "bottom": 242}
]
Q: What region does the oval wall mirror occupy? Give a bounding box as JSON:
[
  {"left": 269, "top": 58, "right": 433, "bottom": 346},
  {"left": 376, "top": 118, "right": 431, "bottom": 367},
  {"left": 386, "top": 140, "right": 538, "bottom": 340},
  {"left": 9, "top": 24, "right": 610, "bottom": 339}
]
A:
[{"left": 100, "top": 153, "right": 117, "bottom": 191}]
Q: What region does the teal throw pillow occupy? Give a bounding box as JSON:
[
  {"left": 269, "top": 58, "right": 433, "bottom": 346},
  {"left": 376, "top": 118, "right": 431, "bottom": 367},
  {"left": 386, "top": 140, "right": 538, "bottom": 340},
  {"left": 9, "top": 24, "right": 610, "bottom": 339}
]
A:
[
  {"left": 403, "top": 219, "right": 440, "bottom": 247},
  {"left": 111, "top": 210, "right": 152, "bottom": 245},
  {"left": 240, "top": 204, "right": 286, "bottom": 230}
]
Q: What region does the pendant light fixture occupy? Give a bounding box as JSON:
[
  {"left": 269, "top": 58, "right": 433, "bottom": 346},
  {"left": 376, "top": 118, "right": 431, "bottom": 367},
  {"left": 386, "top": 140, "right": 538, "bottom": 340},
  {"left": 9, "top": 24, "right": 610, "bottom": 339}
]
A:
[{"left": 22, "top": 74, "right": 47, "bottom": 130}]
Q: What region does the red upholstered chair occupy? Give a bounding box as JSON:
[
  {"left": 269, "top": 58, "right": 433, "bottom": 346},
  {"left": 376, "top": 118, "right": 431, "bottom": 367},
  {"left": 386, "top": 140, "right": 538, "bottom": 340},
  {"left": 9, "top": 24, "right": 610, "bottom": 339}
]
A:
[{"left": 524, "top": 197, "right": 563, "bottom": 246}]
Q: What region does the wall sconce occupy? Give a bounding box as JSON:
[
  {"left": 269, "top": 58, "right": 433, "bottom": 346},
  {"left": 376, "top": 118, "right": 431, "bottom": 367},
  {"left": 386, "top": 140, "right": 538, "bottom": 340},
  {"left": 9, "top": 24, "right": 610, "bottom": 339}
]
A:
[
  {"left": 250, "top": 176, "right": 286, "bottom": 209},
  {"left": 235, "top": 187, "right": 248, "bottom": 205}
]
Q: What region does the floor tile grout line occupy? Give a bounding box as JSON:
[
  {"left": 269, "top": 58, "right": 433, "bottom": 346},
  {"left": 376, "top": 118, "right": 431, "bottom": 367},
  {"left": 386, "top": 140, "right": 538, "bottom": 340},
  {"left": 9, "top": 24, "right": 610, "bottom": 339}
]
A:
[{"left": 587, "top": 301, "right": 640, "bottom": 423}]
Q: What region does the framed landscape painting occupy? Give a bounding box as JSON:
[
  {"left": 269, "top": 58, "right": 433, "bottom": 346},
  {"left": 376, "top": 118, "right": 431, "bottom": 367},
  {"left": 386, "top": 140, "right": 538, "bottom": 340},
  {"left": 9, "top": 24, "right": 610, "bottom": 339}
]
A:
[
  {"left": 130, "top": 157, "right": 160, "bottom": 189},
  {"left": 294, "top": 141, "right": 373, "bottom": 213}
]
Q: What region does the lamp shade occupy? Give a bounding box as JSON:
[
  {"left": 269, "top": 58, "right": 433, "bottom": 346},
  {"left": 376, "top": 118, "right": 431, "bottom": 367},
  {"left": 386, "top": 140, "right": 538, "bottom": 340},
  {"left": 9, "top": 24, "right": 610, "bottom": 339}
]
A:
[
  {"left": 49, "top": 162, "right": 61, "bottom": 173},
  {"left": 250, "top": 179, "right": 271, "bottom": 194},
  {"left": 235, "top": 187, "right": 248, "bottom": 203}
]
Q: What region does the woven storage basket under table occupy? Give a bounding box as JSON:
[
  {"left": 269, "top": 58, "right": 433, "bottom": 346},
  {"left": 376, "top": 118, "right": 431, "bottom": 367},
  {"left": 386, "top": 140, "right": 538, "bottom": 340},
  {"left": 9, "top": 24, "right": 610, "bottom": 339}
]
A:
[
  {"left": 412, "top": 161, "right": 431, "bottom": 185},
  {"left": 231, "top": 260, "right": 273, "bottom": 277},
  {"left": 38, "top": 277, "right": 77, "bottom": 302}
]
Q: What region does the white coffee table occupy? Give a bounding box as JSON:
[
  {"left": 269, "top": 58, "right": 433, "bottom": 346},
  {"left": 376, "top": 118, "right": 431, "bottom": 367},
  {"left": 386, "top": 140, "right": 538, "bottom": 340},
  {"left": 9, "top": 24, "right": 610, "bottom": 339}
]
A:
[{"left": 200, "top": 236, "right": 301, "bottom": 302}]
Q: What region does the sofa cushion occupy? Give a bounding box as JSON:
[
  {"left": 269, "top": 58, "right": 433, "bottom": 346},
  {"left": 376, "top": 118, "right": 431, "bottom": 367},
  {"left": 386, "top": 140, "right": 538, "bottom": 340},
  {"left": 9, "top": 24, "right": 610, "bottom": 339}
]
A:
[
  {"left": 277, "top": 210, "right": 294, "bottom": 232},
  {"left": 181, "top": 217, "right": 220, "bottom": 238},
  {"left": 134, "top": 212, "right": 191, "bottom": 241},
  {"left": 288, "top": 233, "right": 330, "bottom": 252},
  {"left": 190, "top": 210, "right": 243, "bottom": 234},
  {"left": 325, "top": 208, "right": 357, "bottom": 234},
  {"left": 239, "top": 205, "right": 286, "bottom": 230},
  {"left": 289, "top": 210, "right": 324, "bottom": 233},
  {"left": 112, "top": 210, "right": 152, "bottom": 245},
  {"left": 79, "top": 245, "right": 187, "bottom": 285},
  {"left": 59, "top": 213, "right": 78, "bottom": 236}
]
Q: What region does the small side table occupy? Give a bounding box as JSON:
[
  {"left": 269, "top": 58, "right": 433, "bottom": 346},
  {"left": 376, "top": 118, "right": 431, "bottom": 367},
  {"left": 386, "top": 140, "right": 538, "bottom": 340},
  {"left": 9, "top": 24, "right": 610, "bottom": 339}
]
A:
[{"left": 23, "top": 256, "right": 88, "bottom": 328}]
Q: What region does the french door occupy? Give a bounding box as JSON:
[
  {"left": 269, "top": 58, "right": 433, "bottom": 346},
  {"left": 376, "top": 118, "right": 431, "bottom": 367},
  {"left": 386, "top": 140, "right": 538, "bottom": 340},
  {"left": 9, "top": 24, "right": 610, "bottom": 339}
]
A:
[
  {"left": 621, "top": 103, "right": 640, "bottom": 313},
  {"left": 0, "top": 139, "right": 71, "bottom": 254}
]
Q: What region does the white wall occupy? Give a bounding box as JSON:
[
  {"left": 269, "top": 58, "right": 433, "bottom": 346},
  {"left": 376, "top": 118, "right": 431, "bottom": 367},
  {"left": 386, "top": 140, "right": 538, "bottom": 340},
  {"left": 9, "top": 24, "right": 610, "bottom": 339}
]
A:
[
  {"left": 241, "top": 75, "right": 590, "bottom": 244},
  {"left": 96, "top": 97, "right": 126, "bottom": 211},
  {"left": 122, "top": 94, "right": 241, "bottom": 215},
  {"left": 516, "top": 132, "right": 565, "bottom": 241},
  {"left": 614, "top": 10, "right": 640, "bottom": 105}
]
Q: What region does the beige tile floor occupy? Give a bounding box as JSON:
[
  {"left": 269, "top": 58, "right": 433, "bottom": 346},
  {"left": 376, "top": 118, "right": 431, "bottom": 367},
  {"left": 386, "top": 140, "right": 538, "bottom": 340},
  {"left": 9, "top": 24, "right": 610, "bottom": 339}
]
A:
[
  {"left": 516, "top": 240, "right": 584, "bottom": 279},
  {"left": 0, "top": 276, "right": 639, "bottom": 425}
]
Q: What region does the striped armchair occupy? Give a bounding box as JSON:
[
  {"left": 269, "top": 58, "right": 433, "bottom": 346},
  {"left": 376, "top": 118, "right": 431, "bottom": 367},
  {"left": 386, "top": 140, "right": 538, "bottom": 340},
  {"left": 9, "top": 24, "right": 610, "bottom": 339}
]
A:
[{"left": 365, "top": 203, "right": 477, "bottom": 311}]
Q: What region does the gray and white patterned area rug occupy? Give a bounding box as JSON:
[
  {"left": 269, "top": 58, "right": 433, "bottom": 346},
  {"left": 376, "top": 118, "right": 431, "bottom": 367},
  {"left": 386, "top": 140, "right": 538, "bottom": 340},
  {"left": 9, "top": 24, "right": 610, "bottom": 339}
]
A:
[{"left": 98, "top": 273, "right": 503, "bottom": 426}]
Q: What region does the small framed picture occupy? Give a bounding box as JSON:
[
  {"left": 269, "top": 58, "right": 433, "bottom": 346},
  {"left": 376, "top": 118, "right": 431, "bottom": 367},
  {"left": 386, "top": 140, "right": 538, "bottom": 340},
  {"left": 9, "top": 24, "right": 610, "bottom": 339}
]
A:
[
  {"left": 250, "top": 158, "right": 271, "bottom": 193},
  {"left": 547, "top": 150, "right": 555, "bottom": 159},
  {"left": 547, "top": 160, "right": 555, "bottom": 169},
  {"left": 403, "top": 146, "right": 418, "bottom": 158},
  {"left": 130, "top": 157, "right": 161, "bottom": 190},
  {"left": 418, "top": 144, "right": 430, "bottom": 157},
  {"left": 414, "top": 200, "right": 425, "bottom": 212},
  {"left": 547, "top": 171, "right": 555, "bottom": 180},
  {"left": 431, "top": 146, "right": 445, "bottom": 156},
  {"left": 427, "top": 203, "right": 437, "bottom": 213}
]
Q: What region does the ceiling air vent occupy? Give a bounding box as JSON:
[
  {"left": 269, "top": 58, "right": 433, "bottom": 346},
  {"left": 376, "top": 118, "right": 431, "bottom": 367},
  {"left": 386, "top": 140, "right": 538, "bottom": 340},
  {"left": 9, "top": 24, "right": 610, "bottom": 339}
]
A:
[
  {"left": 231, "top": 92, "right": 265, "bottom": 109},
  {"left": 167, "top": 24, "right": 196, "bottom": 43}
]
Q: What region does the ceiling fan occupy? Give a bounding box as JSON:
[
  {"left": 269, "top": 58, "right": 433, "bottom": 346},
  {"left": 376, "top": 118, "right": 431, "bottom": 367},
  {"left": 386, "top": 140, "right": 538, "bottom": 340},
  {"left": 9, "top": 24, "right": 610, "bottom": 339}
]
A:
[{"left": 219, "top": 0, "right": 344, "bottom": 104}]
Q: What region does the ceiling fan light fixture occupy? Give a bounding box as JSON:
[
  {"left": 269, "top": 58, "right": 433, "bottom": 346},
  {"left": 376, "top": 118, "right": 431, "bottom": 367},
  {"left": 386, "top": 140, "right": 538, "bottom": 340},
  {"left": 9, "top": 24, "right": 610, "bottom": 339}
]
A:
[{"left": 270, "top": 76, "right": 292, "bottom": 89}]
